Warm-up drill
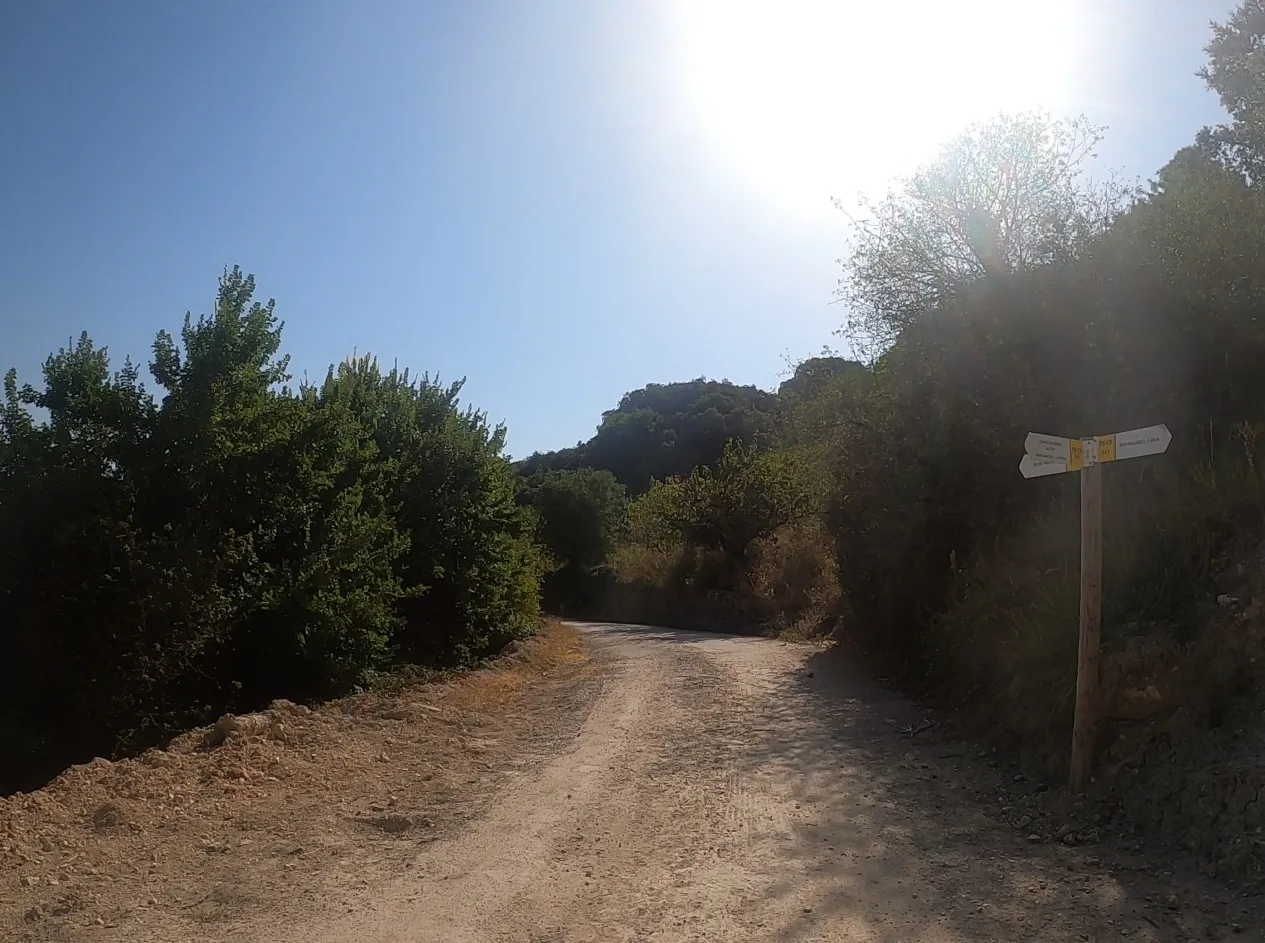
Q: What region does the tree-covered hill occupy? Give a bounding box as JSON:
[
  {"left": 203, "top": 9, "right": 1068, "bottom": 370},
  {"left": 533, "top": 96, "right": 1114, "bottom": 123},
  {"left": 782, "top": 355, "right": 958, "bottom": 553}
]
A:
[{"left": 515, "top": 378, "right": 779, "bottom": 495}]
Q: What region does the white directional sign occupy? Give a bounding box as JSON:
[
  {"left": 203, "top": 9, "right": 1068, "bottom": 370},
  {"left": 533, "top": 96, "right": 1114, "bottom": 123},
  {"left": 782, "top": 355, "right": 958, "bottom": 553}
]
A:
[
  {"left": 1020, "top": 419, "right": 1172, "bottom": 793},
  {"left": 1021, "top": 424, "right": 1170, "bottom": 477},
  {"left": 1025, "top": 433, "right": 1074, "bottom": 463},
  {"left": 1104, "top": 424, "right": 1171, "bottom": 462},
  {"left": 1019, "top": 454, "right": 1069, "bottom": 479}
]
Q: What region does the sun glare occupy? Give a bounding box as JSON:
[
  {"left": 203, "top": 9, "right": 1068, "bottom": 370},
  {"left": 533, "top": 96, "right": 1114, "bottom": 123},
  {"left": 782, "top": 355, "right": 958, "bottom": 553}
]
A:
[{"left": 669, "top": 0, "right": 1086, "bottom": 217}]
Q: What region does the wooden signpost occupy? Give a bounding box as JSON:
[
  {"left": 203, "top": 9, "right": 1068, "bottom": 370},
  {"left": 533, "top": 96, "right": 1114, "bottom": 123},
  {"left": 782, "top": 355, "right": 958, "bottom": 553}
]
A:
[{"left": 1019, "top": 424, "right": 1172, "bottom": 792}]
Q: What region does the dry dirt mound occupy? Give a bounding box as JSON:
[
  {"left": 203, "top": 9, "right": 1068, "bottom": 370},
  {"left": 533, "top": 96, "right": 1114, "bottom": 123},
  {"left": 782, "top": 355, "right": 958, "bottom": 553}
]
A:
[{"left": 0, "top": 622, "right": 597, "bottom": 942}]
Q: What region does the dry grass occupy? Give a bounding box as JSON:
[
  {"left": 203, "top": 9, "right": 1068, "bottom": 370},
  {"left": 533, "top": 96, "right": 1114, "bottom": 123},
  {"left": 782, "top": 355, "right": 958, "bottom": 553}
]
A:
[
  {"left": 445, "top": 619, "right": 588, "bottom": 713},
  {"left": 0, "top": 620, "right": 595, "bottom": 942},
  {"left": 603, "top": 523, "right": 840, "bottom": 640},
  {"left": 746, "top": 521, "right": 840, "bottom": 634}
]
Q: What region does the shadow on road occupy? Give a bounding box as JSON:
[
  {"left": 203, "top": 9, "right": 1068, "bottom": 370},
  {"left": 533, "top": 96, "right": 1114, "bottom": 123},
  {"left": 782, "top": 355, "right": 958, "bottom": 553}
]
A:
[
  {"left": 735, "top": 642, "right": 1241, "bottom": 942},
  {"left": 587, "top": 619, "right": 1242, "bottom": 943},
  {"left": 565, "top": 621, "right": 1248, "bottom": 939}
]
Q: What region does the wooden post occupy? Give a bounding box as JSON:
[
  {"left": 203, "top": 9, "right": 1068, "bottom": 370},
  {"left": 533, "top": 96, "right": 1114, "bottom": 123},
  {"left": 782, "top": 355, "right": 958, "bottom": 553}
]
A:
[
  {"left": 1021, "top": 424, "right": 1171, "bottom": 790},
  {"left": 1070, "top": 457, "right": 1103, "bottom": 793}
]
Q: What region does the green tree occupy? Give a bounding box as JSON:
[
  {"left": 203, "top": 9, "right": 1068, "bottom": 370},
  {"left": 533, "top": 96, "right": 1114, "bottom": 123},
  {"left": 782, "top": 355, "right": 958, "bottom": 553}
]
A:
[
  {"left": 524, "top": 468, "right": 628, "bottom": 572},
  {"left": 315, "top": 354, "right": 544, "bottom": 666},
  {"left": 145, "top": 270, "right": 407, "bottom": 703},
  {"left": 1198, "top": 0, "right": 1265, "bottom": 182},
  {"left": 519, "top": 468, "right": 627, "bottom": 612},
  {"left": 632, "top": 441, "right": 811, "bottom": 564}
]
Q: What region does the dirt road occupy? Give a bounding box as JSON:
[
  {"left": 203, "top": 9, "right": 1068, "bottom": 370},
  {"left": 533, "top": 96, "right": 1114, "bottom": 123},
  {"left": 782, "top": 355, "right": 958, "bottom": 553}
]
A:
[{"left": 243, "top": 622, "right": 1249, "bottom": 943}]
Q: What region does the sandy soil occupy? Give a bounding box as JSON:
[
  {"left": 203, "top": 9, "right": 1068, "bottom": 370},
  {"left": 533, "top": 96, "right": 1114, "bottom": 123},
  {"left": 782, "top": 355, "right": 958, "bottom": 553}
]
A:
[
  {"left": 5, "top": 622, "right": 1262, "bottom": 942},
  {"left": 1, "top": 622, "right": 598, "bottom": 942}
]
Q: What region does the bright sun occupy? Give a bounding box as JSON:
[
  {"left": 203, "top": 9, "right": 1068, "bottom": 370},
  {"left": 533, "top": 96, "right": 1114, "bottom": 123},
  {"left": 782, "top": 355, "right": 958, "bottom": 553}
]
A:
[{"left": 669, "top": 0, "right": 1088, "bottom": 217}]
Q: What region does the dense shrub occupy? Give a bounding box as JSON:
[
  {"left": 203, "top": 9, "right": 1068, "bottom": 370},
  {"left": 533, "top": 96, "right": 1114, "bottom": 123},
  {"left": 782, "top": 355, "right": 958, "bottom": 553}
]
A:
[
  {"left": 0, "top": 269, "right": 542, "bottom": 792},
  {"left": 629, "top": 441, "right": 812, "bottom": 565},
  {"left": 819, "top": 139, "right": 1265, "bottom": 664},
  {"left": 595, "top": 441, "right": 831, "bottom": 633}
]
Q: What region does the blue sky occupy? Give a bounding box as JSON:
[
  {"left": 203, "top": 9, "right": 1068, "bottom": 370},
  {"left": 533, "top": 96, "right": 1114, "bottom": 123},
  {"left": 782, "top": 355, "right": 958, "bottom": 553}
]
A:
[{"left": 0, "top": 0, "right": 1238, "bottom": 457}]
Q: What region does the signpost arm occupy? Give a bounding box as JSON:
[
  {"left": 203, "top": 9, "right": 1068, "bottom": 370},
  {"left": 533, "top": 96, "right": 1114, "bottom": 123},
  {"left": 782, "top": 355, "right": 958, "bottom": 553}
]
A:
[{"left": 1070, "top": 459, "right": 1103, "bottom": 793}]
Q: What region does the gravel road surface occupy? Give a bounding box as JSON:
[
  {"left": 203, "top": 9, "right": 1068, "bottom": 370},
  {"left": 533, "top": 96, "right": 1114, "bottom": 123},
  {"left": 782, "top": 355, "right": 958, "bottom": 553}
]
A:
[{"left": 263, "top": 623, "right": 1244, "bottom": 942}]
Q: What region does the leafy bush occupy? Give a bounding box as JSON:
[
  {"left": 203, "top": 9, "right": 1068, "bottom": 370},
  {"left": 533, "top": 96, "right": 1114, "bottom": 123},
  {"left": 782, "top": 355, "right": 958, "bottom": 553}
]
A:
[
  {"left": 519, "top": 468, "right": 628, "bottom": 571},
  {"left": 599, "top": 441, "right": 826, "bottom": 632},
  {"left": 0, "top": 269, "right": 543, "bottom": 792},
  {"left": 313, "top": 355, "right": 545, "bottom": 665},
  {"left": 630, "top": 441, "right": 812, "bottom": 567}
]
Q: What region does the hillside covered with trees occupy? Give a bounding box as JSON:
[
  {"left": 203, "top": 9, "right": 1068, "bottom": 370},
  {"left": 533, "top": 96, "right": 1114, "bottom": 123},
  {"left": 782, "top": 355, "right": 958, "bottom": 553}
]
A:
[
  {"left": 515, "top": 378, "right": 779, "bottom": 495},
  {"left": 521, "top": 2, "right": 1265, "bottom": 781}
]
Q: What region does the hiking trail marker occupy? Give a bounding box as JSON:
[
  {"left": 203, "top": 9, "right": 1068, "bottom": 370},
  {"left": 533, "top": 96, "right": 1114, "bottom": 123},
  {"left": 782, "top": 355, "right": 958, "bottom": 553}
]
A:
[{"left": 1019, "top": 424, "right": 1171, "bottom": 793}]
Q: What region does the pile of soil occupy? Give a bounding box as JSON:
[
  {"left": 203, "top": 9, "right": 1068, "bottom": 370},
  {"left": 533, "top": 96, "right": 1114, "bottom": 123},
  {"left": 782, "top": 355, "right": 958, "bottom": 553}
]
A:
[{"left": 0, "top": 622, "right": 597, "bottom": 942}]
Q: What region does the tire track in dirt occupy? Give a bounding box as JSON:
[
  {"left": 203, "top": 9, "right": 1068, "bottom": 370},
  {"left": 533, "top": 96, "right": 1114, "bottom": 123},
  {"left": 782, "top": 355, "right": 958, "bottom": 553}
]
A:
[{"left": 305, "top": 630, "right": 671, "bottom": 942}]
